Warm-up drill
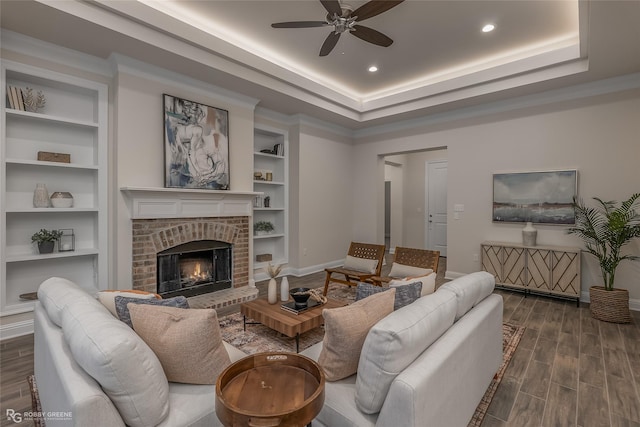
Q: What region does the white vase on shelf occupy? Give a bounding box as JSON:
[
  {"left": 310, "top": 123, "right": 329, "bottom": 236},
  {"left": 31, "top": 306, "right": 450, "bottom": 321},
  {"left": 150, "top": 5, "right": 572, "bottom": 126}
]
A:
[
  {"left": 522, "top": 222, "right": 537, "bottom": 246},
  {"left": 280, "top": 276, "right": 289, "bottom": 302},
  {"left": 267, "top": 278, "right": 278, "bottom": 304},
  {"left": 33, "top": 184, "right": 50, "bottom": 208}
]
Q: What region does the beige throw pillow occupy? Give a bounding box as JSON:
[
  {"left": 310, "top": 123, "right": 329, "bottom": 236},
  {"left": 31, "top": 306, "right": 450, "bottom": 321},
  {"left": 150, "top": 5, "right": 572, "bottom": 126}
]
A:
[
  {"left": 388, "top": 262, "right": 433, "bottom": 279},
  {"left": 128, "top": 304, "right": 231, "bottom": 385},
  {"left": 318, "top": 289, "right": 395, "bottom": 381},
  {"left": 390, "top": 273, "right": 436, "bottom": 296},
  {"left": 343, "top": 255, "right": 379, "bottom": 274}
]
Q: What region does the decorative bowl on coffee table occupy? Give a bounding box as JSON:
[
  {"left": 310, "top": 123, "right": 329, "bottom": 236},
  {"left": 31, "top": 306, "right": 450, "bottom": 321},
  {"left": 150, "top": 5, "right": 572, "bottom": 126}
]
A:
[{"left": 289, "top": 287, "right": 311, "bottom": 307}]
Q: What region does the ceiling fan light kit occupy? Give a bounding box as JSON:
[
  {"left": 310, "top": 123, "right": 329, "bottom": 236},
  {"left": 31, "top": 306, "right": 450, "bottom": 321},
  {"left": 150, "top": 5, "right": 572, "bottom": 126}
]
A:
[{"left": 271, "top": 0, "right": 405, "bottom": 56}]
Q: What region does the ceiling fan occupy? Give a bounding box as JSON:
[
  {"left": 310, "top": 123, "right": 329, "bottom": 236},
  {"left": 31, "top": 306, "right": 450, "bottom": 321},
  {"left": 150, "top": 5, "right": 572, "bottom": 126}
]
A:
[{"left": 271, "top": 0, "right": 404, "bottom": 56}]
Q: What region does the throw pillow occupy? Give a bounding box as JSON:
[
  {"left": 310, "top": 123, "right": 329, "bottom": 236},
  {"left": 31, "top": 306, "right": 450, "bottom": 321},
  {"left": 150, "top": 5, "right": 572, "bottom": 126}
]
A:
[
  {"left": 98, "top": 290, "right": 161, "bottom": 317},
  {"left": 343, "top": 255, "right": 378, "bottom": 274},
  {"left": 388, "top": 262, "right": 433, "bottom": 279},
  {"left": 115, "top": 296, "right": 189, "bottom": 328},
  {"left": 318, "top": 289, "right": 395, "bottom": 381},
  {"left": 128, "top": 304, "right": 231, "bottom": 385},
  {"left": 356, "top": 281, "right": 422, "bottom": 311},
  {"left": 390, "top": 273, "right": 436, "bottom": 296}
]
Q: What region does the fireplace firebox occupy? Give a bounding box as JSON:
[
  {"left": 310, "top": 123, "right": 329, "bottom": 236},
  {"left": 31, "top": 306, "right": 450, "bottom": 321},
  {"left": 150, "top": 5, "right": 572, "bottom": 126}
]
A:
[{"left": 157, "top": 240, "right": 232, "bottom": 298}]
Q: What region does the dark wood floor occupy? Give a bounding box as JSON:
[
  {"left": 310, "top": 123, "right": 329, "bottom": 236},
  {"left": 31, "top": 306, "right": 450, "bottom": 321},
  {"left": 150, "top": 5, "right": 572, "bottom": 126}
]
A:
[{"left": 1, "top": 257, "right": 639, "bottom": 427}]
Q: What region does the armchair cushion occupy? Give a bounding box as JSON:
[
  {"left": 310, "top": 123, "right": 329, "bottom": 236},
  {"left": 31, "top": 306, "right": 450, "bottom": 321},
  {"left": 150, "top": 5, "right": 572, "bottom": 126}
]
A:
[
  {"left": 343, "top": 255, "right": 379, "bottom": 274},
  {"left": 388, "top": 262, "right": 433, "bottom": 279}
]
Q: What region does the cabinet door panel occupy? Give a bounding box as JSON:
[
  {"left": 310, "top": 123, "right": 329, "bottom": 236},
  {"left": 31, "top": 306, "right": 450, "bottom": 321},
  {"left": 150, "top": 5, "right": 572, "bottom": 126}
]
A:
[
  {"left": 551, "top": 251, "right": 580, "bottom": 297},
  {"left": 503, "top": 247, "right": 526, "bottom": 288},
  {"left": 527, "top": 248, "right": 551, "bottom": 291},
  {"left": 481, "top": 245, "right": 502, "bottom": 282}
]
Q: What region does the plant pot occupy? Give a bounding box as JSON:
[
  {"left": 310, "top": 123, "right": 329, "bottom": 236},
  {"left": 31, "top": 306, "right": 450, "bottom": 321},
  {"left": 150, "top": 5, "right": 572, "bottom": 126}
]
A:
[
  {"left": 37, "top": 241, "right": 55, "bottom": 254},
  {"left": 589, "top": 286, "right": 631, "bottom": 324}
]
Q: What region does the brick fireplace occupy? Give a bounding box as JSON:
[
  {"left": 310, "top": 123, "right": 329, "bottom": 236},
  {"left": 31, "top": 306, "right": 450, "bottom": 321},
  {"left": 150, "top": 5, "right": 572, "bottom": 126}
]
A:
[
  {"left": 131, "top": 216, "right": 249, "bottom": 294},
  {"left": 122, "top": 187, "right": 260, "bottom": 308}
]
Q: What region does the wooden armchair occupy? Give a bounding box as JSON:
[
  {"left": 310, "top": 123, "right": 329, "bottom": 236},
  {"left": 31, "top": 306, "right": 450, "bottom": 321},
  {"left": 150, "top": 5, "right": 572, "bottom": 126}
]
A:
[
  {"left": 322, "top": 242, "right": 386, "bottom": 296},
  {"left": 370, "top": 247, "right": 440, "bottom": 286}
]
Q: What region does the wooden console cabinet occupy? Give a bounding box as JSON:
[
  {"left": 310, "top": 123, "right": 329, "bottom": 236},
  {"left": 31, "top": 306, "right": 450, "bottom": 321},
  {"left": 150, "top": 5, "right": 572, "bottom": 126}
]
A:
[{"left": 481, "top": 241, "right": 581, "bottom": 305}]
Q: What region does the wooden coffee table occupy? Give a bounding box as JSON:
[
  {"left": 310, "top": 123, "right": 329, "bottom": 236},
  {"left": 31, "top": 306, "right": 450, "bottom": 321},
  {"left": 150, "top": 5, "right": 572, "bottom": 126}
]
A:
[
  {"left": 216, "top": 352, "right": 325, "bottom": 427},
  {"left": 241, "top": 297, "right": 346, "bottom": 352}
]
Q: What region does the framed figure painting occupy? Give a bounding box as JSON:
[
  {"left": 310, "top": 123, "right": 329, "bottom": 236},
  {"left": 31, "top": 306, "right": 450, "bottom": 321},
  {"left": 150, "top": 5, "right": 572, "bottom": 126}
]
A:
[{"left": 163, "top": 94, "right": 229, "bottom": 190}]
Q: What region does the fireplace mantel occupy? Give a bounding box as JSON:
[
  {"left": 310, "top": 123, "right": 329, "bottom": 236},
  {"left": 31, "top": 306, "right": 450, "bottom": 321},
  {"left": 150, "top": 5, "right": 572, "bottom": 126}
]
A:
[{"left": 121, "top": 187, "right": 261, "bottom": 219}]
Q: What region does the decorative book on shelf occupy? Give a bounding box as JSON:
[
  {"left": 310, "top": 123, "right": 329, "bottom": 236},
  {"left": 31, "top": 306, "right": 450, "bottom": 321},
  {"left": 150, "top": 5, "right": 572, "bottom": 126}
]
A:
[{"left": 281, "top": 299, "right": 322, "bottom": 315}]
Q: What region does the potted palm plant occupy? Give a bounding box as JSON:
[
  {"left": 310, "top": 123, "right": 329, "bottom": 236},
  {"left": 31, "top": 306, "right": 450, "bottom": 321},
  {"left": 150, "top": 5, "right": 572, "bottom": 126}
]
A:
[
  {"left": 31, "top": 228, "right": 63, "bottom": 254},
  {"left": 567, "top": 193, "right": 640, "bottom": 323}
]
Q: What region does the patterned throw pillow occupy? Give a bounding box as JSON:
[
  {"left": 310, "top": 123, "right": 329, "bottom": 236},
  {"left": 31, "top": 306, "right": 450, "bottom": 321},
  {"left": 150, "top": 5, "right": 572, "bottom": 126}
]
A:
[
  {"left": 115, "top": 296, "right": 189, "bottom": 328},
  {"left": 355, "top": 281, "right": 422, "bottom": 311},
  {"left": 98, "top": 290, "right": 161, "bottom": 317},
  {"left": 128, "top": 304, "right": 231, "bottom": 385}
]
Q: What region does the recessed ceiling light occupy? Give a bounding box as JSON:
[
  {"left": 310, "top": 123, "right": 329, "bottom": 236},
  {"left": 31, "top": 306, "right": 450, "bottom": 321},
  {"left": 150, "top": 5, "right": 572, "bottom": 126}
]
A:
[
  {"left": 368, "top": 65, "right": 378, "bottom": 72},
  {"left": 482, "top": 24, "right": 495, "bottom": 33}
]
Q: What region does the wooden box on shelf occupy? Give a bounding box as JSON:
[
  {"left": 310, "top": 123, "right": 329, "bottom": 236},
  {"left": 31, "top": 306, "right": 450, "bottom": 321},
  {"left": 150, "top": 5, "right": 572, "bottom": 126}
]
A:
[
  {"left": 256, "top": 253, "right": 273, "bottom": 262},
  {"left": 37, "top": 151, "right": 70, "bottom": 163}
]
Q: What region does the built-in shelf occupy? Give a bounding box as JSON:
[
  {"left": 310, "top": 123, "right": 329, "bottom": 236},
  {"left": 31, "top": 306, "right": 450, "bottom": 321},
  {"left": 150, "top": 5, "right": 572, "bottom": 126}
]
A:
[
  {"left": 253, "top": 125, "right": 288, "bottom": 272},
  {"left": 1, "top": 60, "right": 108, "bottom": 316}
]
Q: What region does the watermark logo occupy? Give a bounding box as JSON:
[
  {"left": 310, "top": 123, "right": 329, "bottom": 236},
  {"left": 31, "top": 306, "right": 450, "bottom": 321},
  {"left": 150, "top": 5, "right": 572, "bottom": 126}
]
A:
[{"left": 6, "top": 409, "right": 73, "bottom": 424}]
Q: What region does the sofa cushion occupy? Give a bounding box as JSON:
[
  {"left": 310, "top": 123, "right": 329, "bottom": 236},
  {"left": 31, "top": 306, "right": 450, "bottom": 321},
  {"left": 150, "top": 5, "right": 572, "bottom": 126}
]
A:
[
  {"left": 389, "top": 272, "right": 436, "bottom": 296},
  {"left": 128, "top": 304, "right": 232, "bottom": 385},
  {"left": 37, "top": 277, "right": 100, "bottom": 327},
  {"left": 355, "top": 281, "right": 422, "bottom": 311},
  {"left": 61, "top": 297, "right": 170, "bottom": 427},
  {"left": 114, "top": 295, "right": 189, "bottom": 328},
  {"left": 318, "top": 289, "right": 395, "bottom": 381},
  {"left": 343, "top": 255, "right": 378, "bottom": 274},
  {"left": 388, "top": 262, "right": 433, "bottom": 279},
  {"left": 355, "top": 290, "right": 457, "bottom": 414},
  {"left": 98, "top": 290, "right": 161, "bottom": 317},
  {"left": 438, "top": 271, "right": 495, "bottom": 320}
]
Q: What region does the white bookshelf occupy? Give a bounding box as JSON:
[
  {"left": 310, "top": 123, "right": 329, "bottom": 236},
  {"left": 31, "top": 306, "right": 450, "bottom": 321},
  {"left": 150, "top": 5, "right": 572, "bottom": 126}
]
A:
[
  {"left": 1, "top": 60, "right": 108, "bottom": 316},
  {"left": 253, "top": 125, "right": 288, "bottom": 271}
]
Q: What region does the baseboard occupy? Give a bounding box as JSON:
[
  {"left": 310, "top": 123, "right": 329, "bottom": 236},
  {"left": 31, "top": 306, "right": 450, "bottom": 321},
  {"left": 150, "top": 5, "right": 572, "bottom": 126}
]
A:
[
  {"left": 0, "top": 319, "right": 34, "bottom": 341},
  {"left": 447, "top": 271, "right": 639, "bottom": 312}
]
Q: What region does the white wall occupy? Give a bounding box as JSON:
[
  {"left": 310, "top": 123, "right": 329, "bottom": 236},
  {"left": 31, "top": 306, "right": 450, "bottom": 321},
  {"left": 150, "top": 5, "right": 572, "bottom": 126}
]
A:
[
  {"left": 354, "top": 89, "right": 640, "bottom": 303},
  {"left": 295, "top": 124, "right": 354, "bottom": 269},
  {"left": 114, "top": 65, "right": 257, "bottom": 288},
  {"left": 384, "top": 159, "right": 404, "bottom": 252}
]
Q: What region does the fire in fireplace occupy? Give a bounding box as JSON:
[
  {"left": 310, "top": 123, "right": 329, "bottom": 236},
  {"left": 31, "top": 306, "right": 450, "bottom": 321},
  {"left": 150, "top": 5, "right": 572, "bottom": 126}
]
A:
[{"left": 157, "top": 240, "right": 232, "bottom": 298}]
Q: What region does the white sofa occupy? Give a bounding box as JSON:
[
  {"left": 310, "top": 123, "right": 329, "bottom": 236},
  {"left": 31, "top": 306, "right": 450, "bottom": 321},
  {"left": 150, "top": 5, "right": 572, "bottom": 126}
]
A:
[
  {"left": 301, "top": 271, "right": 503, "bottom": 427},
  {"left": 34, "top": 272, "right": 501, "bottom": 427},
  {"left": 34, "top": 277, "right": 247, "bottom": 427}
]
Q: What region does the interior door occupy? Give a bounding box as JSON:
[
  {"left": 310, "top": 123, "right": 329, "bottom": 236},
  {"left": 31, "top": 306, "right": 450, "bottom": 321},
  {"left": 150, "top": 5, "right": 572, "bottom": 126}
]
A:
[{"left": 426, "top": 161, "right": 448, "bottom": 256}]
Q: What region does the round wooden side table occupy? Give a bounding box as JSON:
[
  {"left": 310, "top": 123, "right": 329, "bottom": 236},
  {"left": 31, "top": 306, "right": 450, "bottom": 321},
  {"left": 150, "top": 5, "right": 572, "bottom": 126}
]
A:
[{"left": 216, "top": 352, "right": 325, "bottom": 427}]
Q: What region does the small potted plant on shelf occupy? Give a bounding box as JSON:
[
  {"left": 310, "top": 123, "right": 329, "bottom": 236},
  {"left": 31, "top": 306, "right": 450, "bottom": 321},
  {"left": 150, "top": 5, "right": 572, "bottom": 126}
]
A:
[
  {"left": 254, "top": 221, "right": 275, "bottom": 236},
  {"left": 31, "top": 228, "right": 63, "bottom": 254},
  {"left": 567, "top": 193, "right": 640, "bottom": 323}
]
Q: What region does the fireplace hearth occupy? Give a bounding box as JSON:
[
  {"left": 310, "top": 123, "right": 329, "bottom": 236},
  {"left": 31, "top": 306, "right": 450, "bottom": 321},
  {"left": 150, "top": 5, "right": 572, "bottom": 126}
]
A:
[{"left": 157, "top": 240, "right": 232, "bottom": 298}]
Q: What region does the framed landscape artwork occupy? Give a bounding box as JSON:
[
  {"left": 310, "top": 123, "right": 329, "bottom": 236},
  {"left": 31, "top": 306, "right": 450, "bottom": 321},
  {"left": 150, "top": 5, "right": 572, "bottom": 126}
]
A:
[
  {"left": 163, "top": 94, "right": 229, "bottom": 190},
  {"left": 492, "top": 170, "right": 577, "bottom": 224}
]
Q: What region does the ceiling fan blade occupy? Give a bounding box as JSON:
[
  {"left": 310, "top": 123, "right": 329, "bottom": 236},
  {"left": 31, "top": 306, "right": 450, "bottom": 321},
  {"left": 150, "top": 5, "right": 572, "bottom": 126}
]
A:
[
  {"left": 351, "top": 25, "right": 393, "bottom": 47},
  {"left": 320, "top": 0, "right": 342, "bottom": 17},
  {"left": 320, "top": 31, "right": 341, "bottom": 56},
  {"left": 271, "top": 21, "right": 329, "bottom": 29},
  {"left": 353, "top": 1, "right": 405, "bottom": 22}
]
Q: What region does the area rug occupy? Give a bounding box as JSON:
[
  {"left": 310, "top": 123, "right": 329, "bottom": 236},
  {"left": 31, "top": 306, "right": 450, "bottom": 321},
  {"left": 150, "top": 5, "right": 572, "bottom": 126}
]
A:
[{"left": 219, "top": 288, "right": 525, "bottom": 427}]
